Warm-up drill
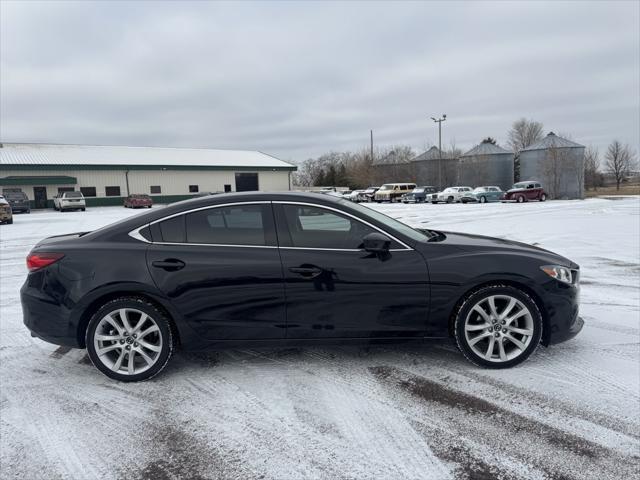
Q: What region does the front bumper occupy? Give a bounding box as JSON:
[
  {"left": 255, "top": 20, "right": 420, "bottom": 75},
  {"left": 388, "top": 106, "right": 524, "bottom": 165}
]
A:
[{"left": 539, "top": 279, "right": 583, "bottom": 346}]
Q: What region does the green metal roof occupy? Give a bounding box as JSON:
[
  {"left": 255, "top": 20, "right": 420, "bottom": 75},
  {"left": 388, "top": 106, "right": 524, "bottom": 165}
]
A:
[{"left": 0, "top": 175, "right": 78, "bottom": 186}]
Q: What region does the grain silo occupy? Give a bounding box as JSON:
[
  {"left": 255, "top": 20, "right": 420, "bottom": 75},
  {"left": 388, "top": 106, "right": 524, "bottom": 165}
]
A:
[
  {"left": 410, "top": 146, "right": 459, "bottom": 189},
  {"left": 519, "top": 132, "right": 585, "bottom": 199},
  {"left": 458, "top": 141, "right": 514, "bottom": 190}
]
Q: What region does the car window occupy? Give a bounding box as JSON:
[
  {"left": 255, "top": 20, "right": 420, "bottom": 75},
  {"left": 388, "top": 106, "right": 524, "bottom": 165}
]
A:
[
  {"left": 282, "top": 204, "right": 396, "bottom": 250},
  {"left": 65, "top": 192, "right": 83, "bottom": 198},
  {"left": 185, "top": 204, "right": 268, "bottom": 245},
  {"left": 159, "top": 215, "right": 186, "bottom": 243}
]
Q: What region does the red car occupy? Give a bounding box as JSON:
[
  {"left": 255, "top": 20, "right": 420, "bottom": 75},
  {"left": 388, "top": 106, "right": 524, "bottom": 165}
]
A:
[
  {"left": 501, "top": 181, "right": 547, "bottom": 203},
  {"left": 124, "top": 194, "right": 153, "bottom": 208}
]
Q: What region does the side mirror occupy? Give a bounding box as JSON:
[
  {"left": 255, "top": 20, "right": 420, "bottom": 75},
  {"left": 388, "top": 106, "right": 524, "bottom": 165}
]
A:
[{"left": 363, "top": 232, "right": 391, "bottom": 253}]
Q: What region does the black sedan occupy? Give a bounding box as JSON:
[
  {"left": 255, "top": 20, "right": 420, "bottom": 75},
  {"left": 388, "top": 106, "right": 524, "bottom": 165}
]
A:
[{"left": 21, "top": 192, "right": 583, "bottom": 381}]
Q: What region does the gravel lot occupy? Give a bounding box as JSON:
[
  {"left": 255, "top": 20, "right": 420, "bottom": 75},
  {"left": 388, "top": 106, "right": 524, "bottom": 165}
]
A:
[{"left": 1, "top": 198, "right": 639, "bottom": 480}]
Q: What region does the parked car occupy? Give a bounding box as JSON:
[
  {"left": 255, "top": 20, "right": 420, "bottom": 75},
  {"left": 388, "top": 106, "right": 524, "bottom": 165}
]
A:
[
  {"left": 502, "top": 181, "right": 547, "bottom": 203},
  {"left": 347, "top": 190, "right": 366, "bottom": 202},
  {"left": 461, "top": 186, "right": 504, "bottom": 204},
  {"left": 374, "top": 183, "right": 417, "bottom": 202},
  {"left": 401, "top": 186, "right": 438, "bottom": 203},
  {"left": 22, "top": 192, "right": 582, "bottom": 381},
  {"left": 53, "top": 191, "right": 86, "bottom": 212},
  {"left": 361, "top": 187, "right": 379, "bottom": 202},
  {"left": 431, "top": 186, "right": 473, "bottom": 204},
  {"left": 124, "top": 194, "right": 153, "bottom": 208},
  {"left": 0, "top": 195, "right": 13, "bottom": 224},
  {"left": 2, "top": 190, "right": 30, "bottom": 213}
]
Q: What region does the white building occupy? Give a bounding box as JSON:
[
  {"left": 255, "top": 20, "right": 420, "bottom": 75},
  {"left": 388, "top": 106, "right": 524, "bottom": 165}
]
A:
[{"left": 0, "top": 143, "right": 296, "bottom": 208}]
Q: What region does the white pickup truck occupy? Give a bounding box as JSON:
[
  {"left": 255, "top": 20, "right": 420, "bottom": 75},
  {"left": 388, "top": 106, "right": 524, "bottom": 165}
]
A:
[{"left": 53, "top": 191, "right": 86, "bottom": 212}]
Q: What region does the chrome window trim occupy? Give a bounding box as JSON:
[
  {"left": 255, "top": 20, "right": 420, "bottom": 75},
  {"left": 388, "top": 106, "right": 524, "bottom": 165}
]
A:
[
  {"left": 127, "top": 199, "right": 413, "bottom": 251},
  {"left": 273, "top": 201, "right": 412, "bottom": 250}
]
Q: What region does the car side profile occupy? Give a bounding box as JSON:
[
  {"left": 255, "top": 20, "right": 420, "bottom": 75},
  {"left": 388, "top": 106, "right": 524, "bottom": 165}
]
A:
[
  {"left": 0, "top": 195, "right": 13, "bottom": 224},
  {"left": 374, "top": 183, "right": 417, "bottom": 202},
  {"left": 2, "top": 190, "right": 31, "bottom": 213},
  {"left": 461, "top": 186, "right": 504, "bottom": 203},
  {"left": 502, "top": 181, "right": 547, "bottom": 203},
  {"left": 401, "top": 186, "right": 438, "bottom": 203},
  {"left": 21, "top": 192, "right": 582, "bottom": 382},
  {"left": 432, "top": 186, "right": 473, "bottom": 204},
  {"left": 53, "top": 191, "right": 86, "bottom": 212}
]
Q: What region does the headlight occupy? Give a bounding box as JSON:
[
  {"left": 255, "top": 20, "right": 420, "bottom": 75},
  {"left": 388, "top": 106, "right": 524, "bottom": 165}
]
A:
[{"left": 540, "top": 265, "right": 573, "bottom": 284}]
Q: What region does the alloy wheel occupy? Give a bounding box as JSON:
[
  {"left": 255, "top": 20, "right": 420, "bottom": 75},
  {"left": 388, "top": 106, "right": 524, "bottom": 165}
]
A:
[
  {"left": 92, "top": 308, "right": 163, "bottom": 376},
  {"left": 464, "top": 295, "right": 534, "bottom": 363}
]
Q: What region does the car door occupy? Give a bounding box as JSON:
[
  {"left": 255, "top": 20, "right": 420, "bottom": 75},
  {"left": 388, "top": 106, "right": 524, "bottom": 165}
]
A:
[
  {"left": 146, "top": 202, "right": 286, "bottom": 340},
  {"left": 525, "top": 183, "right": 537, "bottom": 200},
  {"left": 274, "top": 202, "right": 430, "bottom": 339}
]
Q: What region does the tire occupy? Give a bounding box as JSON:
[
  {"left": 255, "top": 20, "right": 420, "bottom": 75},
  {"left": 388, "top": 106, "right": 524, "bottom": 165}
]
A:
[
  {"left": 431, "top": 201, "right": 438, "bottom": 205},
  {"left": 7, "top": 218, "right": 13, "bottom": 224},
  {"left": 454, "top": 284, "right": 543, "bottom": 369},
  {"left": 446, "top": 196, "right": 453, "bottom": 203},
  {"left": 539, "top": 194, "right": 546, "bottom": 202},
  {"left": 517, "top": 195, "right": 525, "bottom": 203},
  {"left": 81, "top": 208, "right": 86, "bottom": 212},
  {"left": 480, "top": 196, "right": 487, "bottom": 204},
  {"left": 85, "top": 297, "right": 174, "bottom": 382}
]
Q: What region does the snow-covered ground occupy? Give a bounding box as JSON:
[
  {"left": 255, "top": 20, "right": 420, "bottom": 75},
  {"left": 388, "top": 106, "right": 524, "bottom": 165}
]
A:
[{"left": 1, "top": 198, "right": 639, "bottom": 480}]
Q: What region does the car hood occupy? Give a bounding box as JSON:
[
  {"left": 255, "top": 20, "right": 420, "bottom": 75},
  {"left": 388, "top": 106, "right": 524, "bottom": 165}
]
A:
[{"left": 427, "top": 231, "right": 576, "bottom": 268}]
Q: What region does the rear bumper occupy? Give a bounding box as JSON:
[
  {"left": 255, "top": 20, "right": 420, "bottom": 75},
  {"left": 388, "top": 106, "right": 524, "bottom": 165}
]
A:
[{"left": 21, "top": 280, "right": 81, "bottom": 348}]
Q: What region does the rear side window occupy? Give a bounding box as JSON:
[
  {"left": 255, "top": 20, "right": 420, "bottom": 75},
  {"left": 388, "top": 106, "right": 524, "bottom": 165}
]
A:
[
  {"left": 159, "top": 215, "right": 186, "bottom": 243},
  {"left": 185, "top": 205, "right": 269, "bottom": 245}
]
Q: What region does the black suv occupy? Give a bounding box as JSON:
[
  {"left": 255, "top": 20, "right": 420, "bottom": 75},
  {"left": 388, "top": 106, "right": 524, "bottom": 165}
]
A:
[{"left": 2, "top": 190, "right": 30, "bottom": 213}]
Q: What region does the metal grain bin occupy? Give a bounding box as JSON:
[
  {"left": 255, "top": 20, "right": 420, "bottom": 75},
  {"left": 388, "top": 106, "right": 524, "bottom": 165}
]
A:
[
  {"left": 519, "top": 133, "right": 585, "bottom": 199},
  {"left": 410, "top": 146, "right": 459, "bottom": 190},
  {"left": 459, "top": 142, "right": 514, "bottom": 190}
]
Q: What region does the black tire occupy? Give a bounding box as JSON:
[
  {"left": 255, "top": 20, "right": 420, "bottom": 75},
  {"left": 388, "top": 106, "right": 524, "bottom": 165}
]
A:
[
  {"left": 86, "top": 297, "right": 174, "bottom": 382},
  {"left": 517, "top": 195, "right": 525, "bottom": 203},
  {"left": 446, "top": 196, "right": 453, "bottom": 203},
  {"left": 81, "top": 208, "right": 86, "bottom": 211},
  {"left": 7, "top": 218, "right": 13, "bottom": 224},
  {"left": 454, "top": 284, "right": 543, "bottom": 369},
  {"left": 480, "top": 196, "right": 487, "bottom": 204},
  {"left": 431, "top": 201, "right": 438, "bottom": 204},
  {"left": 539, "top": 194, "right": 546, "bottom": 202}
]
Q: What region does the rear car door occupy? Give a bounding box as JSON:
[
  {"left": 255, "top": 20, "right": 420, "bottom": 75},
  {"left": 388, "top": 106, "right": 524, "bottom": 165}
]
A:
[
  {"left": 146, "top": 202, "right": 286, "bottom": 340},
  {"left": 274, "top": 202, "right": 430, "bottom": 339}
]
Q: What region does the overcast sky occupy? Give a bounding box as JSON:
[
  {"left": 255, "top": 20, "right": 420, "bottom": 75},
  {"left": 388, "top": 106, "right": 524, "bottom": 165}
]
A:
[{"left": 1, "top": 1, "right": 638, "bottom": 163}]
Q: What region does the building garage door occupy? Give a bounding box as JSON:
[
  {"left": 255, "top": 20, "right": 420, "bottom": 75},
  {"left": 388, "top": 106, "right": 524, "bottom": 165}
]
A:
[{"left": 235, "top": 173, "right": 259, "bottom": 192}]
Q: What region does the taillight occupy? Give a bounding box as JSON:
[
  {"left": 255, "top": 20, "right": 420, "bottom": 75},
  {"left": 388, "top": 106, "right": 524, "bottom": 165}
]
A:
[{"left": 26, "top": 252, "right": 65, "bottom": 272}]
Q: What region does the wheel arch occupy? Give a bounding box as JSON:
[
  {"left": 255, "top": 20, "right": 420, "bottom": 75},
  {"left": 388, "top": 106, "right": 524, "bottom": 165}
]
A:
[
  {"left": 74, "top": 288, "right": 185, "bottom": 348},
  {"left": 447, "top": 279, "right": 550, "bottom": 346}
]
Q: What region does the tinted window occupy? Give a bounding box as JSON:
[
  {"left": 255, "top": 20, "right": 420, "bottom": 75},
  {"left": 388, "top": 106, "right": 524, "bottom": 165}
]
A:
[
  {"left": 58, "top": 187, "right": 74, "bottom": 194},
  {"left": 159, "top": 215, "right": 186, "bottom": 243},
  {"left": 186, "top": 205, "right": 268, "bottom": 245},
  {"left": 65, "top": 191, "right": 83, "bottom": 198},
  {"left": 282, "top": 204, "right": 390, "bottom": 250},
  {"left": 80, "top": 187, "right": 96, "bottom": 197}
]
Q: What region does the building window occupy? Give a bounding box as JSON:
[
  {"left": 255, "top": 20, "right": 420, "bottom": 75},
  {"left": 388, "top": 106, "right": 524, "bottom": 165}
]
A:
[
  {"left": 105, "top": 186, "right": 121, "bottom": 197},
  {"left": 224, "top": 184, "right": 232, "bottom": 193},
  {"left": 189, "top": 185, "right": 199, "bottom": 193},
  {"left": 58, "top": 187, "right": 74, "bottom": 194},
  {"left": 150, "top": 186, "right": 161, "bottom": 194},
  {"left": 80, "top": 187, "right": 97, "bottom": 197}
]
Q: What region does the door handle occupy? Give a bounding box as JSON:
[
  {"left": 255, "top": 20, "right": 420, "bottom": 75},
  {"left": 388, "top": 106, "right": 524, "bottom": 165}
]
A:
[
  {"left": 152, "top": 259, "right": 186, "bottom": 271},
  {"left": 289, "top": 266, "right": 323, "bottom": 278}
]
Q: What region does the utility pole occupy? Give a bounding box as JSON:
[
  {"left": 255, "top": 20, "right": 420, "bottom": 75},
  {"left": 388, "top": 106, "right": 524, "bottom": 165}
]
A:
[
  {"left": 370, "top": 130, "right": 374, "bottom": 163},
  {"left": 431, "top": 114, "right": 447, "bottom": 189}
]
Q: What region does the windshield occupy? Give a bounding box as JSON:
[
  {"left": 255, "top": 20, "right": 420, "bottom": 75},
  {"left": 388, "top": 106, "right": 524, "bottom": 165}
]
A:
[
  {"left": 412, "top": 188, "right": 424, "bottom": 193},
  {"left": 513, "top": 182, "right": 527, "bottom": 189},
  {"left": 4, "top": 192, "right": 26, "bottom": 200},
  {"left": 340, "top": 199, "right": 429, "bottom": 243},
  {"left": 443, "top": 188, "right": 455, "bottom": 193},
  {"left": 65, "top": 192, "right": 83, "bottom": 198},
  {"left": 379, "top": 184, "right": 393, "bottom": 191},
  {"left": 473, "top": 187, "right": 485, "bottom": 193}
]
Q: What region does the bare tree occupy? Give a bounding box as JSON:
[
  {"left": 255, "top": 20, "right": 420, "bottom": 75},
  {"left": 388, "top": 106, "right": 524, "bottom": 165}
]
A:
[
  {"left": 584, "top": 146, "right": 602, "bottom": 191},
  {"left": 605, "top": 140, "right": 635, "bottom": 190},
  {"left": 507, "top": 118, "right": 544, "bottom": 182}
]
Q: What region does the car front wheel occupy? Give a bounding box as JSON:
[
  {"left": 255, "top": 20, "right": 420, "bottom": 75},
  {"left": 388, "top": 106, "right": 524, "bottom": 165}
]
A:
[
  {"left": 517, "top": 195, "right": 525, "bottom": 203},
  {"left": 479, "top": 196, "right": 487, "bottom": 203},
  {"left": 454, "top": 285, "right": 542, "bottom": 368},
  {"left": 86, "top": 297, "right": 174, "bottom": 382}
]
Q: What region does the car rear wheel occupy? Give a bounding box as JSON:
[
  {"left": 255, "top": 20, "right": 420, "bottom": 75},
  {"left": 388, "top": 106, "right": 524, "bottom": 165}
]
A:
[
  {"left": 454, "top": 285, "right": 542, "bottom": 368},
  {"left": 540, "top": 194, "right": 547, "bottom": 202},
  {"left": 86, "top": 297, "right": 174, "bottom": 382}
]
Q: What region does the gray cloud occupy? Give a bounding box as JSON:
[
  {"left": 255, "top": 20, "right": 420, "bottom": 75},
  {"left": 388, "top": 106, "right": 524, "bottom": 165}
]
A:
[{"left": 1, "top": 0, "right": 638, "bottom": 163}]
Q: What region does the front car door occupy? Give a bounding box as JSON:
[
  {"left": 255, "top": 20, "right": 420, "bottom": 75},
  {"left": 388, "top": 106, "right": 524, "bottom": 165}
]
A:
[
  {"left": 274, "top": 202, "right": 430, "bottom": 339},
  {"left": 146, "top": 202, "right": 286, "bottom": 341}
]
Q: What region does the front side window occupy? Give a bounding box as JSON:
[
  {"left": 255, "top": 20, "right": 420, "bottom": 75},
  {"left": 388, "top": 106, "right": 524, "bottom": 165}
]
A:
[
  {"left": 281, "top": 204, "right": 399, "bottom": 250},
  {"left": 185, "top": 204, "right": 269, "bottom": 245}
]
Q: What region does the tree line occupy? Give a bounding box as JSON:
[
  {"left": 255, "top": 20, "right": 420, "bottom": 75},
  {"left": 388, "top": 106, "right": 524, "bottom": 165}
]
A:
[{"left": 294, "top": 118, "right": 638, "bottom": 191}]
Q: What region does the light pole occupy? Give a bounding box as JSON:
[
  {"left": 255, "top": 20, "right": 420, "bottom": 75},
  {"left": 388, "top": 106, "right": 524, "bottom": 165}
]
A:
[{"left": 431, "top": 114, "right": 447, "bottom": 189}]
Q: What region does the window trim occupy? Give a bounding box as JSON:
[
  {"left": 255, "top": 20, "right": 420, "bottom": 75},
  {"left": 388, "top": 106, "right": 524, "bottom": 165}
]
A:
[{"left": 128, "top": 200, "right": 412, "bottom": 251}]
